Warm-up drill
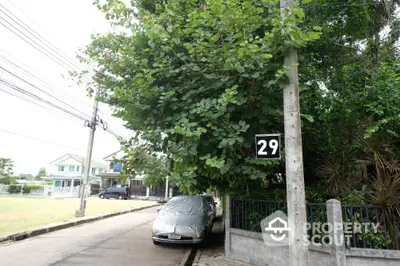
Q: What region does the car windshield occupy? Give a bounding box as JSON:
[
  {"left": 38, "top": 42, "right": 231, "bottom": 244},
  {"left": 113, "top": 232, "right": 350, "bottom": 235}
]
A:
[{"left": 161, "top": 197, "right": 207, "bottom": 216}]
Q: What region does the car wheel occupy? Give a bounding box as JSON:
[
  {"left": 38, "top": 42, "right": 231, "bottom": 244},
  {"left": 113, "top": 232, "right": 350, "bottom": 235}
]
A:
[
  {"left": 153, "top": 240, "right": 160, "bottom": 245},
  {"left": 100, "top": 195, "right": 104, "bottom": 199}
]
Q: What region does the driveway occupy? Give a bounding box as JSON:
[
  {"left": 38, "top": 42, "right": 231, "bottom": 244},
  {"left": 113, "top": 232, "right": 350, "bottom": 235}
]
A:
[{"left": 0, "top": 206, "right": 188, "bottom": 266}]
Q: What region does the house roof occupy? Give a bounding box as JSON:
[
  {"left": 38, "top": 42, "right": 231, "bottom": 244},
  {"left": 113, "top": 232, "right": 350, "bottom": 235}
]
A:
[
  {"left": 15, "top": 179, "right": 30, "bottom": 184},
  {"left": 103, "top": 150, "right": 127, "bottom": 161},
  {"left": 50, "top": 154, "right": 106, "bottom": 168}
]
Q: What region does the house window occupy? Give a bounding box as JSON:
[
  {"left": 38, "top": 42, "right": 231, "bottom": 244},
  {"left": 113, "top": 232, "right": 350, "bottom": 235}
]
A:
[
  {"left": 77, "top": 166, "right": 80, "bottom": 172},
  {"left": 109, "top": 162, "right": 114, "bottom": 171},
  {"left": 91, "top": 168, "right": 96, "bottom": 175},
  {"left": 114, "top": 162, "right": 121, "bottom": 172},
  {"left": 69, "top": 166, "right": 75, "bottom": 172},
  {"left": 58, "top": 166, "right": 65, "bottom": 172}
]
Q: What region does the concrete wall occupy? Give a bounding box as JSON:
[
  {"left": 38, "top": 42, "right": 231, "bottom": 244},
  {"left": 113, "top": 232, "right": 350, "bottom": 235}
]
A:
[
  {"left": 226, "top": 228, "right": 330, "bottom": 266},
  {"left": 346, "top": 248, "right": 400, "bottom": 266},
  {"left": 224, "top": 196, "right": 400, "bottom": 266}
]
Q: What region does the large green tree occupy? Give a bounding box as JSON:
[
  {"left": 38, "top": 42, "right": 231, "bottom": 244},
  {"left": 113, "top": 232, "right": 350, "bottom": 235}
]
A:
[
  {"left": 76, "top": 0, "right": 321, "bottom": 195},
  {"left": 35, "top": 167, "right": 47, "bottom": 181},
  {"left": 0, "top": 157, "right": 15, "bottom": 184}
]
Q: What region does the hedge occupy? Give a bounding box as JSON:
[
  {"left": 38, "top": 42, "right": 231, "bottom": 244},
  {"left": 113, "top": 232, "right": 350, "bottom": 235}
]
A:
[{"left": 7, "top": 184, "right": 43, "bottom": 194}]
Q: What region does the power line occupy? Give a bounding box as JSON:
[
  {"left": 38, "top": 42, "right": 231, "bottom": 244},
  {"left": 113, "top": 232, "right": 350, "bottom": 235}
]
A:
[
  {"left": 0, "top": 127, "right": 86, "bottom": 152},
  {"left": 0, "top": 48, "right": 94, "bottom": 112},
  {"left": 0, "top": 3, "right": 127, "bottom": 142},
  {"left": 0, "top": 5, "right": 92, "bottom": 85},
  {"left": 0, "top": 66, "right": 91, "bottom": 120},
  {"left": 0, "top": 77, "right": 125, "bottom": 140},
  {"left": 0, "top": 4, "right": 79, "bottom": 69},
  {"left": 0, "top": 17, "right": 72, "bottom": 71},
  {"left": 0, "top": 78, "right": 87, "bottom": 121},
  {"left": 0, "top": 86, "right": 88, "bottom": 126},
  {"left": 0, "top": 3, "right": 82, "bottom": 70}
]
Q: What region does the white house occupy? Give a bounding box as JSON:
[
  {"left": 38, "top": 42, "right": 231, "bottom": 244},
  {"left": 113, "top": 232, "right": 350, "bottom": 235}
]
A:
[
  {"left": 98, "top": 150, "right": 145, "bottom": 190},
  {"left": 42, "top": 154, "right": 106, "bottom": 197}
]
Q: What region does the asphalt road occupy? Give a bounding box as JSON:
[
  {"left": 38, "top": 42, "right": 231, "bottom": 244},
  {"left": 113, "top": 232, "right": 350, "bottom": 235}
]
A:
[{"left": 0, "top": 206, "right": 189, "bottom": 266}]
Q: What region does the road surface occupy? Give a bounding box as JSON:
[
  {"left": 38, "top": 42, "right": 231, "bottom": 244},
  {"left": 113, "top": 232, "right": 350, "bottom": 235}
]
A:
[{"left": 0, "top": 206, "right": 188, "bottom": 266}]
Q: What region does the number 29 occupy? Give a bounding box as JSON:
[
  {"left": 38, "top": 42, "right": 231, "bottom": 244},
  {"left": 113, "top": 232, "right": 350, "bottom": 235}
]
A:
[{"left": 257, "top": 139, "right": 279, "bottom": 155}]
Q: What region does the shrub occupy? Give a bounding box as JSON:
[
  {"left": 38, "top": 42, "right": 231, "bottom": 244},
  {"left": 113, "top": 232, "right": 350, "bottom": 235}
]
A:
[{"left": 7, "top": 184, "right": 21, "bottom": 193}]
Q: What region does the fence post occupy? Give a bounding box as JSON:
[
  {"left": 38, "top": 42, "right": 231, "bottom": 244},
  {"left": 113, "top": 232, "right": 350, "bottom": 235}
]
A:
[
  {"left": 146, "top": 187, "right": 150, "bottom": 198},
  {"left": 326, "top": 199, "right": 347, "bottom": 266},
  {"left": 169, "top": 187, "right": 173, "bottom": 198},
  {"left": 225, "top": 195, "right": 231, "bottom": 257}
]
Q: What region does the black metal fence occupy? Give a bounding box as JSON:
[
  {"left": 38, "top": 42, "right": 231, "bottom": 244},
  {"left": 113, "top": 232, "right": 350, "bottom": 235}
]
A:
[
  {"left": 229, "top": 197, "right": 400, "bottom": 250},
  {"left": 230, "top": 198, "right": 287, "bottom": 232},
  {"left": 130, "top": 187, "right": 184, "bottom": 197},
  {"left": 131, "top": 187, "right": 147, "bottom": 196},
  {"left": 149, "top": 188, "right": 166, "bottom": 197},
  {"left": 342, "top": 204, "right": 400, "bottom": 250},
  {"left": 90, "top": 184, "right": 100, "bottom": 195}
]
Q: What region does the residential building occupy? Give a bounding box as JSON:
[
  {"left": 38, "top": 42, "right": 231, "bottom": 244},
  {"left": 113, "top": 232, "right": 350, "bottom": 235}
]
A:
[
  {"left": 42, "top": 154, "right": 106, "bottom": 197},
  {"left": 98, "top": 150, "right": 145, "bottom": 191}
]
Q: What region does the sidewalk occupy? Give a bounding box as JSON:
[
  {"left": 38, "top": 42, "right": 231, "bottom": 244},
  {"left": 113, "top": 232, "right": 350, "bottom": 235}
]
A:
[{"left": 192, "top": 205, "right": 254, "bottom": 266}]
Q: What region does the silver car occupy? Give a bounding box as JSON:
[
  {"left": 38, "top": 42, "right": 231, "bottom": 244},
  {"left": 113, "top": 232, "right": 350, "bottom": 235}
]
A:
[
  {"left": 152, "top": 196, "right": 214, "bottom": 245},
  {"left": 199, "top": 194, "right": 217, "bottom": 221}
]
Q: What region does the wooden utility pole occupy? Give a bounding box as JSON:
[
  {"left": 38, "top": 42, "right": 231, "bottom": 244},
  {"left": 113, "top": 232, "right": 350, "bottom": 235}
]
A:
[{"left": 280, "top": 0, "right": 309, "bottom": 264}]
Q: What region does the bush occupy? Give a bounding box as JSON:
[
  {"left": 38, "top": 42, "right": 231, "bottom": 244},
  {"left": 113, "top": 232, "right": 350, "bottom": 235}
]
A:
[
  {"left": 22, "top": 186, "right": 30, "bottom": 194},
  {"left": 7, "top": 184, "right": 21, "bottom": 193},
  {"left": 23, "top": 185, "right": 43, "bottom": 194},
  {"left": 339, "top": 185, "right": 369, "bottom": 204}
]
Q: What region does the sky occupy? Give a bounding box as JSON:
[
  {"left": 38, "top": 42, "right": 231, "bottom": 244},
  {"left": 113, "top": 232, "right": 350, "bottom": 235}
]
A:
[{"left": 0, "top": 0, "right": 132, "bottom": 175}]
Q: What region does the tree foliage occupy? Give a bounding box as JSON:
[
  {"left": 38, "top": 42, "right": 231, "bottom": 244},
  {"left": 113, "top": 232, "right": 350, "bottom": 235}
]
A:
[
  {"left": 0, "top": 157, "right": 15, "bottom": 184},
  {"left": 120, "top": 145, "right": 170, "bottom": 187},
  {"left": 35, "top": 167, "right": 47, "bottom": 180},
  {"left": 77, "top": 0, "right": 321, "bottom": 195},
  {"left": 76, "top": 0, "right": 400, "bottom": 211}
]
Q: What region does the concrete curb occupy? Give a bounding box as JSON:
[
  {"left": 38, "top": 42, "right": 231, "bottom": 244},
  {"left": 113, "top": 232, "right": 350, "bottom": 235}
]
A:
[
  {"left": 0, "top": 203, "right": 161, "bottom": 244},
  {"left": 179, "top": 247, "right": 198, "bottom": 266},
  {"left": 192, "top": 249, "right": 202, "bottom": 265}
]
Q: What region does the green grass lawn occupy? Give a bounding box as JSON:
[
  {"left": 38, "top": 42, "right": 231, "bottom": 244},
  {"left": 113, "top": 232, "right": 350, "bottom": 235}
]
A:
[{"left": 0, "top": 197, "right": 157, "bottom": 236}]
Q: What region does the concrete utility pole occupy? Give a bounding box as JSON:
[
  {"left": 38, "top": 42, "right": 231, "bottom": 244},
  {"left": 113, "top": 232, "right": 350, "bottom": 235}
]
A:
[
  {"left": 75, "top": 90, "right": 99, "bottom": 218},
  {"left": 280, "top": 0, "right": 309, "bottom": 265},
  {"left": 165, "top": 175, "right": 169, "bottom": 199}
]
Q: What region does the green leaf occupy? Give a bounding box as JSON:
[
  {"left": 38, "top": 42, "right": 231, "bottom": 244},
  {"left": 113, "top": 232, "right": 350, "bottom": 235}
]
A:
[
  {"left": 292, "top": 7, "right": 305, "bottom": 19},
  {"left": 261, "top": 53, "right": 273, "bottom": 59},
  {"left": 302, "top": 0, "right": 312, "bottom": 4},
  {"left": 148, "top": 40, "right": 155, "bottom": 48},
  {"left": 235, "top": 64, "right": 245, "bottom": 73},
  {"left": 312, "top": 26, "right": 322, "bottom": 31},
  {"left": 300, "top": 85, "right": 310, "bottom": 93},
  {"left": 172, "top": 38, "right": 180, "bottom": 44},
  {"left": 301, "top": 114, "right": 314, "bottom": 122}
]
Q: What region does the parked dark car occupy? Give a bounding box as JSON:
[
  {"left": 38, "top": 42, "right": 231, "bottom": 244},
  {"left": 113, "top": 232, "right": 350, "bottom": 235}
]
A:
[
  {"left": 152, "top": 196, "right": 214, "bottom": 245},
  {"left": 99, "top": 187, "right": 131, "bottom": 200}
]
